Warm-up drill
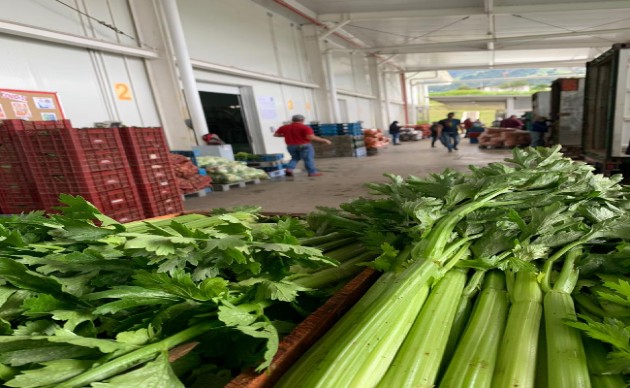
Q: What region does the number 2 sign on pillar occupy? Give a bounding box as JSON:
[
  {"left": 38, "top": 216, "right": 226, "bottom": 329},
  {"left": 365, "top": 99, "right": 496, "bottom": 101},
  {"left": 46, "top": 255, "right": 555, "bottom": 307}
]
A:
[{"left": 114, "top": 83, "right": 132, "bottom": 101}]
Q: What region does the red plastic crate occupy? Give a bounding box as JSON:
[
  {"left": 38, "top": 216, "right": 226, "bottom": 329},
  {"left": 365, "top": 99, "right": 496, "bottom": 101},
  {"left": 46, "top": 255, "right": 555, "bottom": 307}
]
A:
[
  {"left": 0, "top": 120, "right": 42, "bottom": 213},
  {"left": 91, "top": 169, "right": 135, "bottom": 191},
  {"left": 21, "top": 120, "right": 73, "bottom": 130},
  {"left": 76, "top": 128, "right": 123, "bottom": 151},
  {"left": 143, "top": 196, "right": 185, "bottom": 218},
  {"left": 138, "top": 181, "right": 180, "bottom": 202},
  {"left": 107, "top": 207, "right": 145, "bottom": 224},
  {"left": 1, "top": 184, "right": 42, "bottom": 214}
]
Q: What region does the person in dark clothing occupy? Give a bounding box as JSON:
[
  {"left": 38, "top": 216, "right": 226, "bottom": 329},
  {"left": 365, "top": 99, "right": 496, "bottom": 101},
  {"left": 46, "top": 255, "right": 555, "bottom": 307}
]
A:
[
  {"left": 430, "top": 122, "right": 442, "bottom": 148},
  {"left": 438, "top": 112, "right": 461, "bottom": 152},
  {"left": 389, "top": 121, "right": 402, "bottom": 145},
  {"left": 529, "top": 116, "right": 549, "bottom": 147}
]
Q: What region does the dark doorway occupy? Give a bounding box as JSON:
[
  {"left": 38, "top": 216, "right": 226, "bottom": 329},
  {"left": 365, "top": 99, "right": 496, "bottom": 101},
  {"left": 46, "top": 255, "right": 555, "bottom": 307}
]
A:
[{"left": 199, "top": 91, "right": 252, "bottom": 153}]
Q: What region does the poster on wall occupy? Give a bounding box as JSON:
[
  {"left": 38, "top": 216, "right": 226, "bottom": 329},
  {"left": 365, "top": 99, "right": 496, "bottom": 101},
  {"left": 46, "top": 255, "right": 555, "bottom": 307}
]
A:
[
  {"left": 0, "top": 89, "right": 65, "bottom": 121},
  {"left": 257, "top": 96, "right": 278, "bottom": 120}
]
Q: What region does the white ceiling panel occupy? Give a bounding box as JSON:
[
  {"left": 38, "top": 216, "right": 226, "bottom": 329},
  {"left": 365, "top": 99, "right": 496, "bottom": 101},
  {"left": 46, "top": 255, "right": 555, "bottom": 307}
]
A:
[{"left": 254, "top": 0, "right": 630, "bottom": 71}]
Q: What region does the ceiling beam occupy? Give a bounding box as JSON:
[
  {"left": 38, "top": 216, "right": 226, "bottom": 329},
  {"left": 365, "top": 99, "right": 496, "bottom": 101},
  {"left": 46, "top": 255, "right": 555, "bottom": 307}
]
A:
[
  {"left": 338, "top": 27, "right": 630, "bottom": 54},
  {"left": 318, "top": 1, "right": 630, "bottom": 22},
  {"left": 398, "top": 59, "right": 589, "bottom": 72},
  {"left": 381, "top": 40, "right": 610, "bottom": 54}
]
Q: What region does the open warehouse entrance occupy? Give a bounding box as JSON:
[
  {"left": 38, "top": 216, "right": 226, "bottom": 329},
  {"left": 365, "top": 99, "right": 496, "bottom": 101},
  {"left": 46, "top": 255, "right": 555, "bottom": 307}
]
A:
[{"left": 198, "top": 91, "right": 252, "bottom": 154}]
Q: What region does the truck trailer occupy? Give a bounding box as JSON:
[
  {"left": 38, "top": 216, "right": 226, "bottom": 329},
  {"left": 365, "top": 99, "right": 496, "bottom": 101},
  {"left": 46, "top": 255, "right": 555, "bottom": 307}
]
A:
[
  {"left": 582, "top": 46, "right": 630, "bottom": 177},
  {"left": 549, "top": 78, "right": 584, "bottom": 151}
]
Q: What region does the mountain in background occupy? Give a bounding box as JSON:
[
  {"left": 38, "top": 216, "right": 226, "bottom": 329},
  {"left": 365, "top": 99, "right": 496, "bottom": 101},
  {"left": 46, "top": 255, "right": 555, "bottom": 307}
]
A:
[{"left": 430, "top": 67, "right": 586, "bottom": 92}]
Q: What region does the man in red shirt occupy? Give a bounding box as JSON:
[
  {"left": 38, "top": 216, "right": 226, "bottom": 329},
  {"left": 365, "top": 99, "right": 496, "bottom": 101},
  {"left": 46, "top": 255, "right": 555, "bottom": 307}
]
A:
[
  {"left": 500, "top": 115, "right": 524, "bottom": 129},
  {"left": 274, "top": 114, "right": 331, "bottom": 177}
]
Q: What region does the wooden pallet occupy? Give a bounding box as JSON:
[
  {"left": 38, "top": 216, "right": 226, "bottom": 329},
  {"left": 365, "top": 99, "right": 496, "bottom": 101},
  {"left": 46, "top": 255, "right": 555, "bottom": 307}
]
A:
[
  {"left": 212, "top": 178, "right": 261, "bottom": 192},
  {"left": 183, "top": 188, "right": 211, "bottom": 198},
  {"left": 246, "top": 160, "right": 282, "bottom": 168}
]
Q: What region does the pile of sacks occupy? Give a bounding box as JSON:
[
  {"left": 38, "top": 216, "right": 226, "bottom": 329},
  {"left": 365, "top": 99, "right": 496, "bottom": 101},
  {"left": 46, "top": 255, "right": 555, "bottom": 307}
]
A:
[
  {"left": 169, "top": 153, "right": 212, "bottom": 194},
  {"left": 363, "top": 129, "right": 391, "bottom": 149},
  {"left": 478, "top": 128, "right": 531, "bottom": 148}
]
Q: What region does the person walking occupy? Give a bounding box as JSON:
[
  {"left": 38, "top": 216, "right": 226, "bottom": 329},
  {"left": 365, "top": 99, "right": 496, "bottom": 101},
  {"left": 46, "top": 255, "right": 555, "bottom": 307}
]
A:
[
  {"left": 438, "top": 112, "right": 461, "bottom": 152},
  {"left": 529, "top": 116, "right": 549, "bottom": 147},
  {"left": 430, "top": 122, "right": 442, "bottom": 148},
  {"left": 389, "top": 120, "right": 403, "bottom": 145},
  {"left": 274, "top": 114, "right": 331, "bottom": 177}
]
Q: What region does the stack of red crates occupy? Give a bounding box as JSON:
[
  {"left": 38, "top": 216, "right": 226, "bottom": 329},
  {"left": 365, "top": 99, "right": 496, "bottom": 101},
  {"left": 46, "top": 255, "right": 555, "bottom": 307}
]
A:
[
  {"left": 118, "top": 127, "right": 183, "bottom": 218},
  {"left": 0, "top": 120, "right": 42, "bottom": 214},
  {"left": 16, "top": 120, "right": 144, "bottom": 223}
]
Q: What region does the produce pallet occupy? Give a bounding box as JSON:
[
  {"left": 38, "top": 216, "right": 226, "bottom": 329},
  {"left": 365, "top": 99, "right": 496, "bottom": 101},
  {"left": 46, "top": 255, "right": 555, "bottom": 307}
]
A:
[{"left": 212, "top": 178, "right": 261, "bottom": 192}]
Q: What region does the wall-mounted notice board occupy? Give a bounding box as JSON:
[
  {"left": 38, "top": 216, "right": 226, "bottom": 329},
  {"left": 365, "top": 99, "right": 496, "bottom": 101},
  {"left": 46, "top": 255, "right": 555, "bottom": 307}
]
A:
[{"left": 0, "top": 88, "right": 65, "bottom": 121}]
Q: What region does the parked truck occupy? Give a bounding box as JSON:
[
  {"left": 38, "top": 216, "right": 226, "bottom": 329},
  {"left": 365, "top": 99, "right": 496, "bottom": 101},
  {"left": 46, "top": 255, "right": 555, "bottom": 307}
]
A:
[
  {"left": 549, "top": 78, "right": 585, "bottom": 152},
  {"left": 582, "top": 46, "right": 630, "bottom": 177}
]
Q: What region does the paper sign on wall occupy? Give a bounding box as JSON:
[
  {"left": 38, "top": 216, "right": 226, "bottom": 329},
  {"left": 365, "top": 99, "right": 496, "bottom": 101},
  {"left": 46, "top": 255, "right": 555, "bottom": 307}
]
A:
[{"left": 257, "top": 95, "right": 278, "bottom": 120}]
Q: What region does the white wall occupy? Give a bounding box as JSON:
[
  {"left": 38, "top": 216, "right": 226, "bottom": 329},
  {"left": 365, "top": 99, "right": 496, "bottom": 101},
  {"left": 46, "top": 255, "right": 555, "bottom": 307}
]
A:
[
  {"left": 0, "top": 0, "right": 160, "bottom": 129},
  {"left": 0, "top": 0, "right": 404, "bottom": 152}
]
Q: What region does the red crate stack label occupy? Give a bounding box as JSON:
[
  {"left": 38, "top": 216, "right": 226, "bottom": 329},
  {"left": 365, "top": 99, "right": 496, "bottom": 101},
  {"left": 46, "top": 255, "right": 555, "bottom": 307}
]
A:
[{"left": 118, "top": 127, "right": 183, "bottom": 217}]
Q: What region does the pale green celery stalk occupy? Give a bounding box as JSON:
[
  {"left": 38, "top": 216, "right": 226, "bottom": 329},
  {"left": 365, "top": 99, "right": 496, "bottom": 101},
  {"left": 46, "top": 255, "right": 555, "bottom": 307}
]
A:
[
  {"left": 535, "top": 311, "right": 548, "bottom": 388},
  {"left": 583, "top": 337, "right": 626, "bottom": 388},
  {"left": 439, "top": 270, "right": 509, "bottom": 388},
  {"left": 492, "top": 270, "right": 543, "bottom": 388},
  {"left": 278, "top": 188, "right": 510, "bottom": 388},
  {"left": 440, "top": 269, "right": 485, "bottom": 374},
  {"left": 348, "top": 244, "right": 471, "bottom": 388},
  {"left": 347, "top": 281, "right": 430, "bottom": 387},
  {"left": 54, "top": 321, "right": 219, "bottom": 388},
  {"left": 311, "top": 236, "right": 358, "bottom": 252},
  {"left": 276, "top": 247, "right": 414, "bottom": 388},
  {"left": 294, "top": 251, "right": 377, "bottom": 289},
  {"left": 377, "top": 268, "right": 468, "bottom": 388},
  {"left": 299, "top": 232, "right": 349, "bottom": 246},
  {"left": 318, "top": 242, "right": 368, "bottom": 263},
  {"left": 543, "top": 249, "right": 591, "bottom": 388}
]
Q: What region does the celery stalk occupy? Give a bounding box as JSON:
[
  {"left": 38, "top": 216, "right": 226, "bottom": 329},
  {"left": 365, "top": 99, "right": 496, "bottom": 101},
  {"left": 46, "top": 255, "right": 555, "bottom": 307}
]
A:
[
  {"left": 377, "top": 268, "right": 468, "bottom": 388},
  {"left": 439, "top": 270, "right": 508, "bottom": 388},
  {"left": 544, "top": 250, "right": 591, "bottom": 388},
  {"left": 492, "top": 270, "right": 543, "bottom": 388},
  {"left": 279, "top": 188, "right": 510, "bottom": 388}
]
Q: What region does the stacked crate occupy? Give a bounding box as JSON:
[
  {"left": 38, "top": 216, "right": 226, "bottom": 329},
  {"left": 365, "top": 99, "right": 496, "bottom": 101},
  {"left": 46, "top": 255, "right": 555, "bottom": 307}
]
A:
[
  {"left": 16, "top": 120, "right": 144, "bottom": 223},
  {"left": 118, "top": 127, "right": 183, "bottom": 218},
  {"left": 0, "top": 120, "right": 42, "bottom": 214},
  {"left": 310, "top": 123, "right": 366, "bottom": 158}
]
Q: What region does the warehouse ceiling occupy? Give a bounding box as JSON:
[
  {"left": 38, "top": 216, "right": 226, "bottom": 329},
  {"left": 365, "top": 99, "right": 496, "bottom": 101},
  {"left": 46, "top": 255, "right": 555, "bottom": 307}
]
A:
[{"left": 253, "top": 0, "right": 630, "bottom": 72}]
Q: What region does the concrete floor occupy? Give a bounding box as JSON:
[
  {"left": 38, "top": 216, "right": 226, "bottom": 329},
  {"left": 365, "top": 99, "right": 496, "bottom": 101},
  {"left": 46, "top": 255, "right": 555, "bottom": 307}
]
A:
[{"left": 183, "top": 139, "right": 513, "bottom": 214}]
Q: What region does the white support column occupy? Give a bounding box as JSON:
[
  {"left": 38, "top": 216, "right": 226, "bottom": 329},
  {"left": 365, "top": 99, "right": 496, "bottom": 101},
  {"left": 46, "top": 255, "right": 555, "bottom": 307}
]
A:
[
  {"left": 325, "top": 50, "right": 341, "bottom": 123},
  {"left": 302, "top": 25, "right": 333, "bottom": 122},
  {"left": 128, "top": 0, "right": 195, "bottom": 148},
  {"left": 368, "top": 56, "right": 385, "bottom": 129},
  {"left": 381, "top": 72, "right": 391, "bottom": 127},
  {"left": 161, "top": 0, "right": 208, "bottom": 142}
]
